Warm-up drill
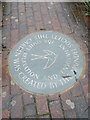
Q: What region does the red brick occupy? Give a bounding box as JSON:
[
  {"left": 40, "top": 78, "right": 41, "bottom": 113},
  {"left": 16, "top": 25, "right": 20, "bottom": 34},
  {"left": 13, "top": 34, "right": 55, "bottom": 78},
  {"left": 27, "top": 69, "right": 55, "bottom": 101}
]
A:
[
  {"left": 2, "top": 66, "right": 8, "bottom": 80},
  {"left": 88, "top": 97, "right": 90, "bottom": 105},
  {"left": 19, "top": 13, "right": 26, "bottom": 23},
  {"left": 25, "top": 3, "right": 32, "bottom": 8},
  {"left": 28, "top": 26, "right": 35, "bottom": 33},
  {"left": 24, "top": 104, "right": 36, "bottom": 117},
  {"left": 55, "top": 3, "right": 63, "bottom": 13},
  {"left": 52, "top": 19, "right": 60, "bottom": 30},
  {"left": 2, "top": 109, "right": 10, "bottom": 118},
  {"left": 23, "top": 92, "right": 34, "bottom": 105},
  {"left": 48, "top": 94, "right": 59, "bottom": 101},
  {"left": 36, "top": 21, "right": 44, "bottom": 30},
  {"left": 2, "top": 86, "right": 10, "bottom": 107},
  {"left": 42, "top": 14, "right": 51, "bottom": 25},
  {"left": 49, "top": 101, "right": 64, "bottom": 118},
  {"left": 10, "top": 30, "right": 19, "bottom": 48},
  {"left": 36, "top": 95, "right": 49, "bottom": 115},
  {"left": 11, "top": 95, "right": 23, "bottom": 118},
  {"left": 41, "top": 5, "right": 48, "bottom": 15},
  {"left": 33, "top": 3, "right": 40, "bottom": 12},
  {"left": 71, "top": 83, "right": 83, "bottom": 97},
  {"left": 18, "top": 3, "right": 25, "bottom": 13},
  {"left": 82, "top": 84, "right": 88, "bottom": 103},
  {"left": 11, "top": 29, "right": 18, "bottom": 42},
  {"left": 26, "top": 8, "right": 33, "bottom": 17},
  {"left": 39, "top": 115, "right": 50, "bottom": 118},
  {"left": 58, "top": 13, "right": 71, "bottom": 34},
  {"left": 11, "top": 3, "right": 18, "bottom": 10},
  {"left": 27, "top": 17, "right": 34, "bottom": 26},
  {"left": 2, "top": 74, "right": 9, "bottom": 87},
  {"left": 64, "top": 110, "right": 76, "bottom": 118},
  {"left": 78, "top": 42, "right": 88, "bottom": 54},
  {"left": 19, "top": 33, "right": 28, "bottom": 40},
  {"left": 61, "top": 91, "right": 74, "bottom": 111},
  {"left": 34, "top": 12, "right": 42, "bottom": 21},
  {"left": 11, "top": 81, "right": 22, "bottom": 96},
  {"left": 3, "top": 16, "right": 10, "bottom": 26}
]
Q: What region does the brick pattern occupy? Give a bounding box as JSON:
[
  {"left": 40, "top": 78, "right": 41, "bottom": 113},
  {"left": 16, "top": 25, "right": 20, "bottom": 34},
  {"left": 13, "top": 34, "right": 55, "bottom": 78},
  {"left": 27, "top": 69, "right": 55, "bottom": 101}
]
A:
[
  {"left": 35, "top": 96, "right": 49, "bottom": 115},
  {"left": 49, "top": 101, "right": 64, "bottom": 118},
  {"left": 2, "top": 2, "right": 88, "bottom": 119}
]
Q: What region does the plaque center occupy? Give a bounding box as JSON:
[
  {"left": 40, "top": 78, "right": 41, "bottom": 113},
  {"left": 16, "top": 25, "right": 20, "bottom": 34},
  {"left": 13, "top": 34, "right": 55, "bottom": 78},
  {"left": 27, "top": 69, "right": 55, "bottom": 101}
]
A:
[{"left": 31, "top": 50, "right": 57, "bottom": 69}]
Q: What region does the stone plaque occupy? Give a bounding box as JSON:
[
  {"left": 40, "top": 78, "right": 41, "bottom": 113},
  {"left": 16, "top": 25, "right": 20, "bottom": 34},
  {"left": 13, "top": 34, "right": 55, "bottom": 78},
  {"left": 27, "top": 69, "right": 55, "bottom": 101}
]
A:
[{"left": 8, "top": 31, "right": 85, "bottom": 95}]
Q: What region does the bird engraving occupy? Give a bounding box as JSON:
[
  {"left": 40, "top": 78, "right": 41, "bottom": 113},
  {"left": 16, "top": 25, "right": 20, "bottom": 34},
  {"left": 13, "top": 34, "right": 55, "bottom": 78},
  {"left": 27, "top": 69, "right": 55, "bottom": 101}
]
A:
[{"left": 31, "top": 50, "right": 57, "bottom": 69}]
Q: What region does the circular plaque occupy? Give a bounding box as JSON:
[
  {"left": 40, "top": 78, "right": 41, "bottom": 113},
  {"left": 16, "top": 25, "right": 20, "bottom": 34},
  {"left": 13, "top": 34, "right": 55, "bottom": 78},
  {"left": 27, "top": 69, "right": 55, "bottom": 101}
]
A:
[{"left": 8, "top": 31, "right": 85, "bottom": 95}]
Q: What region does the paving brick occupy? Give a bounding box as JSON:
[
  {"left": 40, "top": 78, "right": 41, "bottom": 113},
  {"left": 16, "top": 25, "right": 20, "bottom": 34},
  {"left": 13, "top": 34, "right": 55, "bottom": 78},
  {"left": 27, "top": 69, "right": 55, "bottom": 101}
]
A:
[
  {"left": 27, "top": 17, "right": 34, "bottom": 26},
  {"left": 58, "top": 12, "right": 72, "bottom": 34},
  {"left": 36, "top": 21, "right": 44, "bottom": 30},
  {"left": 36, "top": 96, "right": 49, "bottom": 115},
  {"left": 41, "top": 5, "right": 48, "bottom": 15},
  {"left": 49, "top": 8, "right": 57, "bottom": 19},
  {"left": 82, "top": 84, "right": 88, "bottom": 103},
  {"left": 81, "top": 73, "right": 88, "bottom": 86},
  {"left": 19, "top": 33, "right": 28, "bottom": 40},
  {"left": 79, "top": 42, "right": 88, "bottom": 54},
  {"left": 2, "top": 109, "right": 10, "bottom": 118},
  {"left": 55, "top": 3, "right": 63, "bottom": 13},
  {"left": 48, "top": 94, "right": 59, "bottom": 101},
  {"left": 23, "top": 92, "right": 34, "bottom": 105},
  {"left": 2, "top": 74, "right": 9, "bottom": 87},
  {"left": 11, "top": 29, "right": 18, "bottom": 42},
  {"left": 19, "top": 13, "right": 26, "bottom": 23},
  {"left": 39, "top": 115, "right": 50, "bottom": 118},
  {"left": 34, "top": 12, "right": 42, "bottom": 22},
  {"left": 11, "top": 19, "right": 18, "bottom": 30},
  {"left": 28, "top": 26, "right": 35, "bottom": 34},
  {"left": 11, "top": 2, "right": 18, "bottom": 10},
  {"left": 49, "top": 101, "right": 64, "bottom": 118},
  {"left": 52, "top": 18, "right": 60, "bottom": 30},
  {"left": 2, "top": 25, "right": 10, "bottom": 38},
  {"left": 45, "top": 24, "right": 53, "bottom": 30},
  {"left": 42, "top": 14, "right": 51, "bottom": 25},
  {"left": 26, "top": 8, "right": 33, "bottom": 17},
  {"left": 2, "top": 86, "right": 10, "bottom": 109},
  {"left": 61, "top": 91, "right": 74, "bottom": 111},
  {"left": 0, "top": 5, "right": 2, "bottom": 27},
  {"left": 3, "top": 3, "right": 11, "bottom": 16},
  {"left": 3, "top": 15, "right": 10, "bottom": 26},
  {"left": 2, "top": 65, "right": 8, "bottom": 78},
  {"left": 64, "top": 110, "right": 76, "bottom": 118},
  {"left": 33, "top": 3, "right": 40, "bottom": 12},
  {"left": 11, "top": 95, "right": 23, "bottom": 118},
  {"left": 25, "top": 3, "right": 32, "bottom": 8},
  {"left": 19, "top": 23, "right": 28, "bottom": 38},
  {"left": 71, "top": 83, "right": 83, "bottom": 97},
  {"left": 74, "top": 96, "right": 88, "bottom": 118},
  {"left": 11, "top": 82, "right": 22, "bottom": 96},
  {"left": 40, "top": 3, "right": 46, "bottom": 6},
  {"left": 24, "top": 104, "right": 36, "bottom": 117},
  {"left": 11, "top": 9, "right": 18, "bottom": 18},
  {"left": 24, "top": 115, "right": 36, "bottom": 118},
  {"left": 18, "top": 3, "right": 25, "bottom": 13}
]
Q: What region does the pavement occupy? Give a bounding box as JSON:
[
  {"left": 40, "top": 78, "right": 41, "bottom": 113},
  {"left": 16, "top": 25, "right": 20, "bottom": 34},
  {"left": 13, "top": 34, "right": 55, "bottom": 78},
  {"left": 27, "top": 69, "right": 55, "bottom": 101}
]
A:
[{"left": 1, "top": 2, "right": 89, "bottom": 119}]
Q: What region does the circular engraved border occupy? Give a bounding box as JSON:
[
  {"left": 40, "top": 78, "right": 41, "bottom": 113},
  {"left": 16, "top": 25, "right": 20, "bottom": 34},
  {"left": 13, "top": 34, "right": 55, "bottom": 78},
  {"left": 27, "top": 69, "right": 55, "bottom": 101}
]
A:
[{"left": 8, "top": 31, "right": 86, "bottom": 96}]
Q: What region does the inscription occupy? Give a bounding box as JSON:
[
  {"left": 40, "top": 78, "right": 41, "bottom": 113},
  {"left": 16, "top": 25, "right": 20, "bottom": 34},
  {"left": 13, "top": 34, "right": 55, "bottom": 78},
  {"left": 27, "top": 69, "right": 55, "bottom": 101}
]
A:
[{"left": 9, "top": 31, "right": 84, "bottom": 94}]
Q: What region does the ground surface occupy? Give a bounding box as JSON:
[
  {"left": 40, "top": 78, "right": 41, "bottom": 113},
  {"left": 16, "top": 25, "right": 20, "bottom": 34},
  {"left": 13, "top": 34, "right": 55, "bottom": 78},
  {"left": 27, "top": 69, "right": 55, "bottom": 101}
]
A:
[{"left": 1, "top": 2, "right": 89, "bottom": 119}]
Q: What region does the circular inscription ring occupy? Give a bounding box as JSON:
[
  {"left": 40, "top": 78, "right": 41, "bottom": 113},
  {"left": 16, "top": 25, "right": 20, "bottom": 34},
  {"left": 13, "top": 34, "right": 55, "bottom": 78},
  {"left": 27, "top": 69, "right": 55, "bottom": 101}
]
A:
[{"left": 8, "top": 31, "right": 85, "bottom": 95}]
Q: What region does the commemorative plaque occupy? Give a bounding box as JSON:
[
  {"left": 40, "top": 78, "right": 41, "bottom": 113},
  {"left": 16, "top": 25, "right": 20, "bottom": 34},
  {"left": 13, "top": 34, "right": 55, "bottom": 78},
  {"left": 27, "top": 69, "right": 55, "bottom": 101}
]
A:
[{"left": 8, "top": 31, "right": 85, "bottom": 95}]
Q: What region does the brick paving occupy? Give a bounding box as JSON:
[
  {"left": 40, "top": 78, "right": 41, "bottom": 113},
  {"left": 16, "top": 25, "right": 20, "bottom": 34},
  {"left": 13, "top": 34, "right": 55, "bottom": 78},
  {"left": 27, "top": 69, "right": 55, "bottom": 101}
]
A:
[{"left": 1, "top": 2, "right": 89, "bottom": 119}]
